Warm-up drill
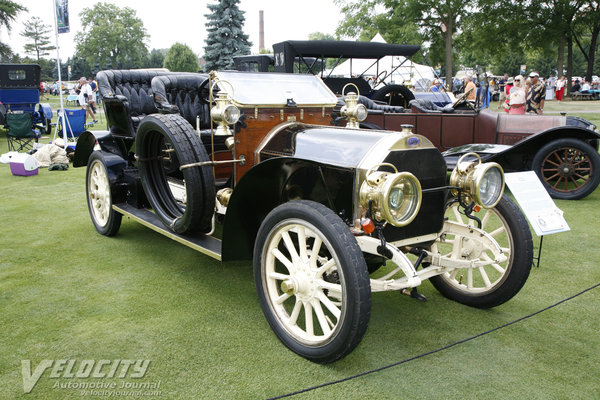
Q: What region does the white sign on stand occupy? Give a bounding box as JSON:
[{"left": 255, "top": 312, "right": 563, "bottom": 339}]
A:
[{"left": 504, "top": 171, "right": 570, "bottom": 236}]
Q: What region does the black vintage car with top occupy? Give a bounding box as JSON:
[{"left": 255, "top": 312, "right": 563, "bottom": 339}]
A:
[
  {"left": 235, "top": 40, "right": 600, "bottom": 200},
  {"left": 74, "top": 69, "right": 533, "bottom": 363}
]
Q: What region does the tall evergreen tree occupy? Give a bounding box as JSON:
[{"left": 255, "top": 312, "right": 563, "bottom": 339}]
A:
[
  {"left": 203, "top": 0, "right": 251, "bottom": 71},
  {"left": 21, "top": 16, "right": 56, "bottom": 61}
]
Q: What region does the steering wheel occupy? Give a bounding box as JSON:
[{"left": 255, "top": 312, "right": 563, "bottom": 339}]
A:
[
  {"left": 452, "top": 86, "right": 474, "bottom": 108},
  {"left": 374, "top": 70, "right": 387, "bottom": 86}
]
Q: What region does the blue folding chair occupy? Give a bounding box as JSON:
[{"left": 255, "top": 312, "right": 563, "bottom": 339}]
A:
[
  {"left": 6, "top": 112, "right": 41, "bottom": 152},
  {"left": 53, "top": 108, "right": 91, "bottom": 141}
]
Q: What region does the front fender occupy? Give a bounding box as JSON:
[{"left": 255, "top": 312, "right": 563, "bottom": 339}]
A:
[
  {"left": 73, "top": 131, "right": 130, "bottom": 167},
  {"left": 444, "top": 126, "right": 600, "bottom": 171},
  {"left": 221, "top": 157, "right": 348, "bottom": 261},
  {"left": 38, "top": 103, "right": 53, "bottom": 121}
]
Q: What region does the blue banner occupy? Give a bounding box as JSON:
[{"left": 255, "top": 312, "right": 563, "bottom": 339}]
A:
[{"left": 56, "top": 0, "right": 70, "bottom": 34}]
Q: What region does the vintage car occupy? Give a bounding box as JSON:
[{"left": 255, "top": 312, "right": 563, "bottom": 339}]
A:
[
  {"left": 0, "top": 63, "right": 53, "bottom": 134},
  {"left": 354, "top": 95, "right": 600, "bottom": 200},
  {"left": 74, "top": 69, "right": 533, "bottom": 363},
  {"left": 234, "top": 40, "right": 454, "bottom": 107},
  {"left": 235, "top": 40, "right": 600, "bottom": 200}
]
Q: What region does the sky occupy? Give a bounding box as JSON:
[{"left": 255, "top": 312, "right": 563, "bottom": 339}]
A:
[{"left": 3, "top": 0, "right": 343, "bottom": 60}]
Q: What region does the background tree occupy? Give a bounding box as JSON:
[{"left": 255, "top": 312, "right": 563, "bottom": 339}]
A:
[
  {"left": 147, "top": 48, "right": 166, "bottom": 69},
  {"left": 203, "top": 0, "right": 251, "bottom": 71},
  {"left": 21, "top": 16, "right": 55, "bottom": 61},
  {"left": 75, "top": 2, "right": 149, "bottom": 70},
  {"left": 163, "top": 43, "right": 198, "bottom": 72},
  {"left": 335, "top": 0, "right": 470, "bottom": 88},
  {"left": 0, "top": 0, "right": 27, "bottom": 58},
  {"left": 308, "top": 32, "right": 337, "bottom": 41}
]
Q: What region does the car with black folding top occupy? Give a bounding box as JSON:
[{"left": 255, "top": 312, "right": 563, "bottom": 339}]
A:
[{"left": 74, "top": 69, "right": 533, "bottom": 363}]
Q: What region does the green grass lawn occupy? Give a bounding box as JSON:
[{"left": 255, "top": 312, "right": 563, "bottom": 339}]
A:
[{"left": 1, "top": 104, "right": 599, "bottom": 399}]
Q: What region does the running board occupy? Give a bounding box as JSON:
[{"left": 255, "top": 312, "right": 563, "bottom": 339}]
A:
[{"left": 113, "top": 204, "right": 222, "bottom": 261}]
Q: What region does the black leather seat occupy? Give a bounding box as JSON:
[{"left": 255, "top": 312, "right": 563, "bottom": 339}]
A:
[
  {"left": 409, "top": 98, "right": 454, "bottom": 114},
  {"left": 151, "top": 73, "right": 211, "bottom": 129},
  {"left": 151, "top": 73, "right": 231, "bottom": 152},
  {"left": 358, "top": 95, "right": 404, "bottom": 113},
  {"left": 97, "top": 69, "right": 171, "bottom": 137}
]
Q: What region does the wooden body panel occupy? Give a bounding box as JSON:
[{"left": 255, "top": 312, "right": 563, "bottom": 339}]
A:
[{"left": 233, "top": 106, "right": 333, "bottom": 183}]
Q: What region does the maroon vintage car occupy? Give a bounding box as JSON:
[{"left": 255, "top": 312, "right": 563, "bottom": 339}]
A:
[{"left": 354, "top": 97, "right": 600, "bottom": 200}]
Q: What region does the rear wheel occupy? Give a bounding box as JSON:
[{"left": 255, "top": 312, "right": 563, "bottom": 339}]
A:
[
  {"left": 531, "top": 138, "right": 600, "bottom": 200},
  {"left": 254, "top": 201, "right": 371, "bottom": 363},
  {"left": 429, "top": 195, "right": 532, "bottom": 308},
  {"left": 86, "top": 151, "right": 122, "bottom": 236}
]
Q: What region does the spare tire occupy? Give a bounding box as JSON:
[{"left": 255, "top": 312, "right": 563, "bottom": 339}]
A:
[
  {"left": 371, "top": 84, "right": 415, "bottom": 107},
  {"left": 136, "top": 114, "right": 215, "bottom": 234}
]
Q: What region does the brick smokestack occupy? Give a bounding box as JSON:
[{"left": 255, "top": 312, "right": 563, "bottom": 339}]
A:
[{"left": 259, "top": 10, "right": 265, "bottom": 51}]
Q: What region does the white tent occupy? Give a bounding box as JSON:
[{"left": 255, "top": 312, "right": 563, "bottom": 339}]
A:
[{"left": 324, "top": 34, "right": 437, "bottom": 91}]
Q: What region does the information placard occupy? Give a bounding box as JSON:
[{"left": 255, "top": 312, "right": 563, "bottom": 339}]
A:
[{"left": 504, "top": 171, "right": 570, "bottom": 236}]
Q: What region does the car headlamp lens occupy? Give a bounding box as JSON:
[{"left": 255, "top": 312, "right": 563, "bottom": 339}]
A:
[
  {"left": 355, "top": 104, "right": 368, "bottom": 121},
  {"left": 223, "top": 104, "right": 240, "bottom": 125},
  {"left": 477, "top": 165, "right": 503, "bottom": 207},
  {"left": 360, "top": 165, "right": 422, "bottom": 227},
  {"left": 385, "top": 175, "right": 421, "bottom": 225}
]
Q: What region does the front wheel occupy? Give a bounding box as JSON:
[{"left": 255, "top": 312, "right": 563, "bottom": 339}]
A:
[
  {"left": 531, "top": 138, "right": 600, "bottom": 200},
  {"left": 86, "top": 152, "right": 122, "bottom": 236},
  {"left": 254, "top": 201, "right": 371, "bottom": 363},
  {"left": 429, "top": 195, "right": 533, "bottom": 308}
]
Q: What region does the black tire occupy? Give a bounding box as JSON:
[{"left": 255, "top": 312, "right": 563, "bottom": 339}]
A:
[
  {"left": 44, "top": 118, "right": 52, "bottom": 135},
  {"left": 429, "top": 195, "right": 533, "bottom": 308},
  {"left": 254, "top": 200, "right": 371, "bottom": 363},
  {"left": 86, "top": 151, "right": 122, "bottom": 236},
  {"left": 371, "top": 84, "right": 415, "bottom": 107},
  {"left": 136, "top": 114, "right": 215, "bottom": 234},
  {"left": 531, "top": 138, "right": 600, "bottom": 200}
]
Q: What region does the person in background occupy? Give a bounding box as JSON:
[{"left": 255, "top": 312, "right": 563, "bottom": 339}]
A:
[
  {"left": 464, "top": 75, "right": 477, "bottom": 101},
  {"left": 88, "top": 76, "right": 98, "bottom": 113},
  {"left": 498, "top": 73, "right": 509, "bottom": 106},
  {"left": 507, "top": 75, "right": 526, "bottom": 114},
  {"left": 570, "top": 79, "right": 581, "bottom": 93},
  {"left": 526, "top": 71, "right": 545, "bottom": 115},
  {"left": 77, "top": 76, "right": 97, "bottom": 123},
  {"left": 555, "top": 76, "right": 566, "bottom": 101},
  {"left": 581, "top": 80, "right": 591, "bottom": 94},
  {"left": 429, "top": 79, "right": 444, "bottom": 92}
]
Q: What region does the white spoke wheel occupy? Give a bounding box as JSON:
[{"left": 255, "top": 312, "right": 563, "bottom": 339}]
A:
[
  {"left": 429, "top": 195, "right": 533, "bottom": 308},
  {"left": 86, "top": 151, "right": 122, "bottom": 236},
  {"left": 254, "top": 201, "right": 371, "bottom": 363}
]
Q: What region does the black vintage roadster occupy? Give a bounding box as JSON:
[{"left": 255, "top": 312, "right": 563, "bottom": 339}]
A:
[{"left": 75, "top": 69, "right": 533, "bottom": 363}]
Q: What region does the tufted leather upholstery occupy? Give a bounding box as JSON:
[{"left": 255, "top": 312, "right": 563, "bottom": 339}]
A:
[
  {"left": 358, "top": 95, "right": 404, "bottom": 113},
  {"left": 151, "top": 73, "right": 211, "bottom": 129},
  {"left": 97, "top": 69, "right": 172, "bottom": 137},
  {"left": 409, "top": 99, "right": 454, "bottom": 114}
]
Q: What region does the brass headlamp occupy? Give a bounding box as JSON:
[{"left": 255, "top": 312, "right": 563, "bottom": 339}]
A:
[
  {"left": 359, "top": 163, "right": 422, "bottom": 227},
  {"left": 340, "top": 83, "right": 367, "bottom": 129},
  {"left": 450, "top": 152, "right": 504, "bottom": 208},
  {"left": 210, "top": 91, "right": 240, "bottom": 136}
]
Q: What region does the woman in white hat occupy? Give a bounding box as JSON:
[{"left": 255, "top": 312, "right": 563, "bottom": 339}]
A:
[{"left": 507, "top": 75, "right": 526, "bottom": 114}]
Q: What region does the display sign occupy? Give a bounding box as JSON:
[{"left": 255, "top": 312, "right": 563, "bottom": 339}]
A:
[
  {"left": 504, "top": 171, "right": 570, "bottom": 236},
  {"left": 56, "top": 0, "right": 70, "bottom": 34}
]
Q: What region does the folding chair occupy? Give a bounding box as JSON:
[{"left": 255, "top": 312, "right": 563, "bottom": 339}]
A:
[
  {"left": 6, "top": 112, "right": 41, "bottom": 152},
  {"left": 53, "top": 108, "right": 91, "bottom": 142}
]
